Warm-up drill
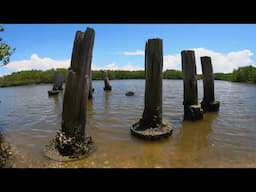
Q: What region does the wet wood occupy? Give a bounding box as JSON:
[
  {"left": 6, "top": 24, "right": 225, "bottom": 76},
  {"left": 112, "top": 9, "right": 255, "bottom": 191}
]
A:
[
  {"left": 101, "top": 70, "right": 112, "bottom": 91},
  {"left": 181, "top": 50, "right": 203, "bottom": 120},
  {"left": 52, "top": 72, "right": 64, "bottom": 90},
  {"left": 61, "top": 28, "right": 95, "bottom": 140},
  {"left": 142, "top": 39, "right": 163, "bottom": 127},
  {"left": 200, "top": 56, "right": 220, "bottom": 112},
  {"left": 131, "top": 38, "right": 173, "bottom": 140},
  {"left": 88, "top": 71, "right": 93, "bottom": 99}
]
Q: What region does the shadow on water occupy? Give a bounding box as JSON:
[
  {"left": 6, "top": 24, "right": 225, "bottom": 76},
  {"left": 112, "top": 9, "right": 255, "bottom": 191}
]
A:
[
  {"left": 87, "top": 98, "right": 96, "bottom": 135},
  {"left": 49, "top": 94, "right": 63, "bottom": 118},
  {"left": 171, "top": 112, "right": 218, "bottom": 167}
]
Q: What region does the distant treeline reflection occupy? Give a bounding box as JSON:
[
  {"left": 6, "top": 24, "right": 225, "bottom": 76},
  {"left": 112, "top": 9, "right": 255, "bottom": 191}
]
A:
[{"left": 0, "top": 65, "right": 255, "bottom": 87}]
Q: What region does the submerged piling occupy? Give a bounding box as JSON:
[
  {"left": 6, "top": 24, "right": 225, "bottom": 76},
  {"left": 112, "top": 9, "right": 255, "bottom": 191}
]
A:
[
  {"left": 53, "top": 72, "right": 64, "bottom": 90},
  {"left": 45, "top": 28, "right": 95, "bottom": 161},
  {"left": 101, "top": 70, "right": 112, "bottom": 91},
  {"left": 181, "top": 50, "right": 203, "bottom": 121},
  {"left": 48, "top": 72, "right": 64, "bottom": 96},
  {"left": 200, "top": 56, "right": 220, "bottom": 112},
  {"left": 131, "top": 38, "right": 173, "bottom": 140}
]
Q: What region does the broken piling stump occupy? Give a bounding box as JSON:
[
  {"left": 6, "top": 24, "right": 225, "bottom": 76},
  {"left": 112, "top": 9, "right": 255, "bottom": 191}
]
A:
[
  {"left": 48, "top": 72, "right": 64, "bottom": 96},
  {"left": 200, "top": 56, "right": 220, "bottom": 112},
  {"left": 53, "top": 72, "right": 64, "bottom": 90},
  {"left": 131, "top": 38, "right": 173, "bottom": 140},
  {"left": 181, "top": 50, "right": 203, "bottom": 121},
  {"left": 101, "top": 70, "right": 112, "bottom": 91},
  {"left": 44, "top": 27, "right": 96, "bottom": 161}
]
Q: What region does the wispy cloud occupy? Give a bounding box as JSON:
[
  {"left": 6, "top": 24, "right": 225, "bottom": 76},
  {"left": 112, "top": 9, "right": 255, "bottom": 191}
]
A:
[{"left": 122, "top": 50, "right": 144, "bottom": 56}]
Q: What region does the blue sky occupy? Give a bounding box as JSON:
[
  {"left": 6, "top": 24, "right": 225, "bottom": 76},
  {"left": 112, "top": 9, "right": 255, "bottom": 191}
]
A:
[{"left": 1, "top": 24, "right": 256, "bottom": 75}]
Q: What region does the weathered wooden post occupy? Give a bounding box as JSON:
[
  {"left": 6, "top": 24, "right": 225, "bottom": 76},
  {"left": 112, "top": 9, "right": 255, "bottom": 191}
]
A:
[
  {"left": 88, "top": 70, "right": 93, "bottom": 99},
  {"left": 200, "top": 56, "right": 220, "bottom": 112},
  {"left": 131, "top": 38, "right": 173, "bottom": 140},
  {"left": 48, "top": 72, "right": 65, "bottom": 96},
  {"left": 53, "top": 72, "right": 64, "bottom": 90},
  {"left": 181, "top": 50, "right": 203, "bottom": 121},
  {"left": 101, "top": 70, "right": 112, "bottom": 91},
  {"left": 45, "top": 28, "right": 95, "bottom": 160}
]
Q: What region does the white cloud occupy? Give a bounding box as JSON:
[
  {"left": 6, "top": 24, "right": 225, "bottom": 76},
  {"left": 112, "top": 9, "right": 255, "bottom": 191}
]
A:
[
  {"left": 163, "top": 54, "right": 181, "bottom": 71},
  {"left": 2, "top": 53, "right": 143, "bottom": 75},
  {"left": 5, "top": 53, "right": 70, "bottom": 71},
  {"left": 92, "top": 63, "right": 143, "bottom": 71},
  {"left": 163, "top": 48, "right": 255, "bottom": 73},
  {"left": 193, "top": 48, "right": 254, "bottom": 73},
  {"left": 3, "top": 49, "right": 255, "bottom": 75},
  {"left": 122, "top": 50, "right": 144, "bottom": 56}
]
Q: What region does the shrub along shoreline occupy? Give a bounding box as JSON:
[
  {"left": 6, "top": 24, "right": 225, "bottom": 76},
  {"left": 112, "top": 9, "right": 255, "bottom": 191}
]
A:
[{"left": 0, "top": 66, "right": 255, "bottom": 87}]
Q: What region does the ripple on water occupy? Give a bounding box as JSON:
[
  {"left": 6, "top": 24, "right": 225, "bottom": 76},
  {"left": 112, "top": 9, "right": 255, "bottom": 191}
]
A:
[{"left": 1, "top": 80, "right": 256, "bottom": 167}]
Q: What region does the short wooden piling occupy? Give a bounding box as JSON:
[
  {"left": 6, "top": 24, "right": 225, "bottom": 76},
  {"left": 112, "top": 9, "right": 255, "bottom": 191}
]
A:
[{"left": 102, "top": 70, "right": 112, "bottom": 91}]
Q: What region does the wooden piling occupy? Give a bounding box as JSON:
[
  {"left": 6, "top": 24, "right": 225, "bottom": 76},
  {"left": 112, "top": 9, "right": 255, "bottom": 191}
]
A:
[
  {"left": 88, "top": 71, "right": 93, "bottom": 99},
  {"left": 45, "top": 28, "right": 95, "bottom": 160},
  {"left": 200, "top": 56, "right": 220, "bottom": 112},
  {"left": 52, "top": 72, "right": 64, "bottom": 91},
  {"left": 131, "top": 38, "right": 173, "bottom": 140},
  {"left": 102, "top": 70, "right": 112, "bottom": 91},
  {"left": 181, "top": 50, "right": 203, "bottom": 121}
]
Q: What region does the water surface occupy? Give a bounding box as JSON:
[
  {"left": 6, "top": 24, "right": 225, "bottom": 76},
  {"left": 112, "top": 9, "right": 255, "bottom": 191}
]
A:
[{"left": 0, "top": 80, "right": 256, "bottom": 167}]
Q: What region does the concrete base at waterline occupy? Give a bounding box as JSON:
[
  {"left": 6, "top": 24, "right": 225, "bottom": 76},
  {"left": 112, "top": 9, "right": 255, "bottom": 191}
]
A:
[
  {"left": 131, "top": 121, "right": 173, "bottom": 140},
  {"left": 44, "top": 136, "right": 96, "bottom": 162},
  {"left": 201, "top": 101, "right": 220, "bottom": 112},
  {"left": 184, "top": 104, "right": 204, "bottom": 121}
]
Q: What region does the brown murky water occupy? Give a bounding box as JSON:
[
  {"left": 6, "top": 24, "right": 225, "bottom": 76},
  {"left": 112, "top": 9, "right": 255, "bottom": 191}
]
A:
[{"left": 0, "top": 80, "right": 256, "bottom": 168}]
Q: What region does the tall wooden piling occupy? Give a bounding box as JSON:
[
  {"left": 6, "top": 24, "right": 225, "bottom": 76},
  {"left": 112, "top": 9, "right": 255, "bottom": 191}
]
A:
[
  {"left": 45, "top": 28, "right": 95, "bottom": 160},
  {"left": 200, "top": 56, "right": 220, "bottom": 112},
  {"left": 102, "top": 70, "right": 112, "bottom": 91},
  {"left": 181, "top": 50, "right": 203, "bottom": 121},
  {"left": 88, "top": 70, "right": 93, "bottom": 99},
  {"left": 131, "top": 38, "right": 173, "bottom": 140}
]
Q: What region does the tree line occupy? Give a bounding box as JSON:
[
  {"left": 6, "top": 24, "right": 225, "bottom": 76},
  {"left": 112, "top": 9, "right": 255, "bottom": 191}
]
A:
[
  {"left": 0, "top": 69, "right": 183, "bottom": 87},
  {"left": 0, "top": 66, "right": 255, "bottom": 87}
]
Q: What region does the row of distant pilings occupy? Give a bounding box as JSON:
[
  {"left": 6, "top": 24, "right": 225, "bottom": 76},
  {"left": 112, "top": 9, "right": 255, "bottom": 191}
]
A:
[{"left": 44, "top": 27, "right": 220, "bottom": 161}]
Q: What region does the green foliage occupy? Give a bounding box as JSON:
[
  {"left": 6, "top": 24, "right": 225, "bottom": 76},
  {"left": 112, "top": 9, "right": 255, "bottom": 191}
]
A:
[
  {"left": 0, "top": 25, "right": 15, "bottom": 65},
  {"left": 0, "top": 68, "right": 68, "bottom": 87},
  {"left": 1, "top": 66, "right": 256, "bottom": 87},
  {"left": 231, "top": 65, "right": 256, "bottom": 83},
  {"left": 214, "top": 73, "right": 233, "bottom": 81},
  {"left": 163, "top": 69, "right": 182, "bottom": 79}
]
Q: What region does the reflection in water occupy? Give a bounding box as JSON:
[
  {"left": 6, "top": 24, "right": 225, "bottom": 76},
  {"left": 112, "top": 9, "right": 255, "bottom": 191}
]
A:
[
  {"left": 52, "top": 95, "right": 59, "bottom": 104},
  {"left": 51, "top": 94, "right": 62, "bottom": 121},
  {"left": 104, "top": 91, "right": 111, "bottom": 113},
  {"left": 172, "top": 113, "right": 218, "bottom": 167},
  {"left": 1, "top": 80, "right": 256, "bottom": 167},
  {"left": 178, "top": 113, "right": 217, "bottom": 151}
]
